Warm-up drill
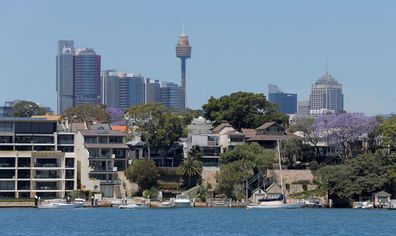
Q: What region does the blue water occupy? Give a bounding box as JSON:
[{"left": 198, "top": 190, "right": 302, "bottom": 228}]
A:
[{"left": 0, "top": 208, "right": 395, "bottom": 236}]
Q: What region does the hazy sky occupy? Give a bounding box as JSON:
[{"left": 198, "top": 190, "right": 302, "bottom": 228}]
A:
[{"left": 1, "top": 0, "right": 395, "bottom": 115}]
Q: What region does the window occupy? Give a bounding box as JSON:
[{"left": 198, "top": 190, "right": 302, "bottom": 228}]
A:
[
  {"left": 113, "top": 149, "right": 125, "bottom": 158},
  {"left": 0, "top": 122, "right": 13, "bottom": 132},
  {"left": 99, "top": 137, "right": 108, "bottom": 143},
  {"left": 0, "top": 136, "right": 12, "bottom": 143},
  {"left": 85, "top": 136, "right": 97, "bottom": 143},
  {"left": 109, "top": 137, "right": 123, "bottom": 143},
  {"left": 58, "top": 135, "right": 74, "bottom": 144}
]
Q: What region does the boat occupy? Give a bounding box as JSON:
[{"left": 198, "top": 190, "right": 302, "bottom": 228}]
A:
[
  {"left": 74, "top": 198, "right": 85, "bottom": 208},
  {"left": 119, "top": 203, "right": 149, "bottom": 209},
  {"left": 38, "top": 202, "right": 75, "bottom": 209},
  {"left": 354, "top": 201, "right": 374, "bottom": 209},
  {"left": 174, "top": 194, "right": 191, "bottom": 208},
  {"left": 246, "top": 140, "right": 302, "bottom": 210},
  {"left": 388, "top": 200, "right": 396, "bottom": 210}
]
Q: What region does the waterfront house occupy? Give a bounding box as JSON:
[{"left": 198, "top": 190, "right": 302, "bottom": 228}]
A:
[{"left": 75, "top": 126, "right": 131, "bottom": 198}]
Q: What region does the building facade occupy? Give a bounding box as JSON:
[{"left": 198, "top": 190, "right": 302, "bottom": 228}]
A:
[
  {"left": 56, "top": 40, "right": 101, "bottom": 114},
  {"left": 160, "top": 82, "right": 180, "bottom": 112},
  {"left": 268, "top": 84, "right": 297, "bottom": 114},
  {"left": 75, "top": 128, "right": 130, "bottom": 198},
  {"left": 309, "top": 72, "right": 344, "bottom": 114},
  {"left": 0, "top": 118, "right": 77, "bottom": 198}
]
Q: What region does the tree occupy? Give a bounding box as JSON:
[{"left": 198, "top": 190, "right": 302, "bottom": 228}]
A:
[
  {"left": 12, "top": 100, "right": 46, "bottom": 117},
  {"left": 177, "top": 147, "right": 202, "bottom": 188},
  {"left": 202, "top": 92, "right": 288, "bottom": 130},
  {"left": 125, "top": 104, "right": 186, "bottom": 158},
  {"left": 280, "top": 139, "right": 302, "bottom": 166},
  {"left": 218, "top": 143, "right": 274, "bottom": 199},
  {"left": 379, "top": 115, "right": 396, "bottom": 151},
  {"left": 313, "top": 113, "right": 378, "bottom": 159},
  {"left": 289, "top": 116, "right": 322, "bottom": 160},
  {"left": 107, "top": 107, "right": 125, "bottom": 125},
  {"left": 125, "top": 160, "right": 159, "bottom": 192},
  {"left": 315, "top": 153, "right": 395, "bottom": 206},
  {"left": 63, "top": 104, "right": 111, "bottom": 125}
]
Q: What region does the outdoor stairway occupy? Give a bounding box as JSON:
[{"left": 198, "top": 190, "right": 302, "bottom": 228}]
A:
[{"left": 117, "top": 171, "right": 138, "bottom": 198}]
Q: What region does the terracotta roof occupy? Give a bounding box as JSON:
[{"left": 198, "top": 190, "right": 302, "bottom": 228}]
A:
[
  {"left": 226, "top": 131, "right": 245, "bottom": 136},
  {"left": 212, "top": 122, "right": 233, "bottom": 133},
  {"left": 256, "top": 122, "right": 277, "bottom": 130},
  {"left": 111, "top": 126, "right": 128, "bottom": 132},
  {"left": 84, "top": 143, "right": 129, "bottom": 149},
  {"left": 241, "top": 128, "right": 256, "bottom": 139},
  {"left": 79, "top": 129, "right": 126, "bottom": 137}
]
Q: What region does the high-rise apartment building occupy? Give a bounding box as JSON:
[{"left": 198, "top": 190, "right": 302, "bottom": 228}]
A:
[
  {"left": 309, "top": 72, "right": 343, "bottom": 114},
  {"left": 268, "top": 84, "right": 297, "bottom": 114},
  {"left": 56, "top": 40, "right": 101, "bottom": 114},
  {"left": 175, "top": 24, "right": 191, "bottom": 112}
]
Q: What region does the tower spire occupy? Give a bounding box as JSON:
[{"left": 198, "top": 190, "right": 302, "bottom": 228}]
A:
[
  {"left": 325, "top": 56, "right": 328, "bottom": 75},
  {"left": 182, "top": 19, "right": 185, "bottom": 35}
]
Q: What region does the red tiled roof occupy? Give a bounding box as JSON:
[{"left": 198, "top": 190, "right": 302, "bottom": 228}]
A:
[
  {"left": 111, "top": 126, "right": 128, "bottom": 132},
  {"left": 212, "top": 122, "right": 233, "bottom": 133}
]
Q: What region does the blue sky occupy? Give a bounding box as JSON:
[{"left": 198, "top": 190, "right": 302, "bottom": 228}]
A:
[{"left": 0, "top": 0, "right": 395, "bottom": 115}]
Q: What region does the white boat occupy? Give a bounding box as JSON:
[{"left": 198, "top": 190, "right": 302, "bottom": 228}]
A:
[
  {"left": 247, "top": 202, "right": 303, "bottom": 209},
  {"left": 74, "top": 198, "right": 85, "bottom": 208},
  {"left": 174, "top": 194, "right": 191, "bottom": 208},
  {"left": 38, "top": 202, "right": 75, "bottom": 209},
  {"left": 119, "top": 203, "right": 149, "bottom": 209},
  {"left": 354, "top": 201, "right": 374, "bottom": 209},
  {"left": 246, "top": 140, "right": 302, "bottom": 210}
]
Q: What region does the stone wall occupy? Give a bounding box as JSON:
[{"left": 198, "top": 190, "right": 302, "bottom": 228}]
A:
[
  {"left": 267, "top": 169, "right": 315, "bottom": 186},
  {"left": 202, "top": 167, "right": 220, "bottom": 189}
]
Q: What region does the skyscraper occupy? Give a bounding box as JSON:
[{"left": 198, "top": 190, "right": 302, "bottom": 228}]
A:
[
  {"left": 73, "top": 48, "right": 101, "bottom": 106},
  {"left": 56, "top": 40, "right": 74, "bottom": 114},
  {"left": 145, "top": 79, "right": 161, "bottom": 104},
  {"left": 102, "top": 70, "right": 122, "bottom": 108},
  {"left": 56, "top": 40, "right": 101, "bottom": 114},
  {"left": 175, "top": 23, "right": 191, "bottom": 112},
  {"left": 309, "top": 72, "right": 344, "bottom": 115},
  {"left": 268, "top": 84, "right": 297, "bottom": 114},
  {"left": 160, "top": 81, "right": 180, "bottom": 112},
  {"left": 119, "top": 73, "right": 146, "bottom": 109}
]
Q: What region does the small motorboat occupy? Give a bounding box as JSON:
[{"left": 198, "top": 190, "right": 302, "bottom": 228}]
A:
[
  {"left": 174, "top": 194, "right": 191, "bottom": 208},
  {"left": 38, "top": 203, "right": 75, "bottom": 209},
  {"left": 119, "top": 203, "right": 149, "bottom": 209},
  {"left": 74, "top": 198, "right": 85, "bottom": 208}
]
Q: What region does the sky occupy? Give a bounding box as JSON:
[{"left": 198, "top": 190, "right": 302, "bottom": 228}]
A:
[{"left": 0, "top": 0, "right": 395, "bottom": 115}]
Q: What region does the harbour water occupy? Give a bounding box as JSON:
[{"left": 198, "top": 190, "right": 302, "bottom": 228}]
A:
[{"left": 0, "top": 208, "right": 395, "bottom": 235}]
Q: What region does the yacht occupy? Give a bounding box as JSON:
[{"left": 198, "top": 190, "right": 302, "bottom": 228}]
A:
[
  {"left": 119, "top": 203, "right": 149, "bottom": 209},
  {"left": 246, "top": 140, "right": 303, "bottom": 210}
]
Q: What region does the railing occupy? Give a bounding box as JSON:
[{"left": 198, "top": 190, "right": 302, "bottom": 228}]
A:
[{"left": 35, "top": 163, "right": 59, "bottom": 168}]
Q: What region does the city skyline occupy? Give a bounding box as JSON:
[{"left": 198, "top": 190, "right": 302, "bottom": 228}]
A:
[{"left": 1, "top": 1, "right": 396, "bottom": 115}]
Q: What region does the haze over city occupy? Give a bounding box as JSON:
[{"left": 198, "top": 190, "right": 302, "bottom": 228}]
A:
[{"left": 1, "top": 0, "right": 396, "bottom": 115}]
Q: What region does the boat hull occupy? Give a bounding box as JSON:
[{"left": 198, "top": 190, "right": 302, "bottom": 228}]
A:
[
  {"left": 38, "top": 203, "right": 75, "bottom": 209},
  {"left": 119, "top": 204, "right": 149, "bottom": 209},
  {"left": 247, "top": 203, "right": 303, "bottom": 209}
]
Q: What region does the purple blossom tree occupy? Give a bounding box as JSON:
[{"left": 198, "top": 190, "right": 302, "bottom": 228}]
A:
[
  {"left": 313, "top": 113, "right": 378, "bottom": 159},
  {"left": 106, "top": 107, "right": 126, "bottom": 126}
]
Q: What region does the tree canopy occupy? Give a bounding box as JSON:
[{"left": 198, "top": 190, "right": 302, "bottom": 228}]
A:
[
  {"left": 177, "top": 146, "right": 202, "bottom": 188},
  {"left": 125, "top": 103, "right": 186, "bottom": 158},
  {"left": 218, "top": 143, "right": 275, "bottom": 199},
  {"left": 125, "top": 160, "right": 159, "bottom": 191},
  {"left": 12, "top": 100, "right": 46, "bottom": 117},
  {"left": 315, "top": 152, "right": 396, "bottom": 206},
  {"left": 202, "top": 92, "right": 288, "bottom": 130},
  {"left": 313, "top": 113, "right": 378, "bottom": 158},
  {"left": 63, "top": 104, "right": 111, "bottom": 125}
]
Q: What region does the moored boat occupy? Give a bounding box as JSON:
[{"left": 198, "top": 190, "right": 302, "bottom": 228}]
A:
[
  {"left": 174, "top": 194, "right": 191, "bottom": 208},
  {"left": 119, "top": 203, "right": 149, "bottom": 209}
]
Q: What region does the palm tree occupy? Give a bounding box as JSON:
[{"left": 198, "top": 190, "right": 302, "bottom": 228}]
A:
[{"left": 177, "top": 147, "right": 202, "bottom": 188}]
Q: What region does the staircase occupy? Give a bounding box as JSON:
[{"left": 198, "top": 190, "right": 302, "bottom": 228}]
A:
[{"left": 117, "top": 171, "right": 138, "bottom": 198}]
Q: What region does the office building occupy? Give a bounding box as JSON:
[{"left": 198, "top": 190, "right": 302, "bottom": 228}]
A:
[
  {"left": 268, "top": 84, "right": 297, "bottom": 114},
  {"left": 0, "top": 118, "right": 77, "bottom": 198},
  {"left": 160, "top": 82, "right": 180, "bottom": 112},
  {"left": 297, "top": 101, "right": 310, "bottom": 117},
  {"left": 119, "top": 73, "right": 146, "bottom": 109},
  {"left": 56, "top": 40, "right": 101, "bottom": 114},
  {"left": 145, "top": 79, "right": 161, "bottom": 104},
  {"left": 309, "top": 72, "right": 343, "bottom": 114}
]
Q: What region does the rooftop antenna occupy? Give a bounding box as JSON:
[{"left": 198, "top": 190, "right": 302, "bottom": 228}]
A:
[
  {"left": 325, "top": 56, "right": 328, "bottom": 75},
  {"left": 181, "top": 18, "right": 185, "bottom": 35}
]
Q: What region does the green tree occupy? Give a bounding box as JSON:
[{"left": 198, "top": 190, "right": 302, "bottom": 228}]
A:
[
  {"left": 218, "top": 143, "right": 274, "bottom": 199},
  {"left": 63, "top": 104, "right": 111, "bottom": 125},
  {"left": 12, "top": 100, "right": 46, "bottom": 117},
  {"left": 177, "top": 147, "right": 202, "bottom": 188},
  {"left": 125, "top": 160, "right": 159, "bottom": 192},
  {"left": 125, "top": 104, "right": 186, "bottom": 158},
  {"left": 315, "top": 153, "right": 396, "bottom": 206},
  {"left": 280, "top": 139, "right": 302, "bottom": 166},
  {"left": 202, "top": 92, "right": 288, "bottom": 130},
  {"left": 379, "top": 115, "right": 396, "bottom": 150}
]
